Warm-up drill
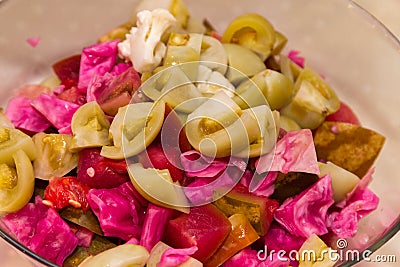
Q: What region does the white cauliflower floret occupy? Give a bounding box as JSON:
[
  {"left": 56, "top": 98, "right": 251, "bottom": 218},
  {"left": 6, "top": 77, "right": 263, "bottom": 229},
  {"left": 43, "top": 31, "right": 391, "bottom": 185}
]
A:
[{"left": 118, "top": 9, "right": 176, "bottom": 73}]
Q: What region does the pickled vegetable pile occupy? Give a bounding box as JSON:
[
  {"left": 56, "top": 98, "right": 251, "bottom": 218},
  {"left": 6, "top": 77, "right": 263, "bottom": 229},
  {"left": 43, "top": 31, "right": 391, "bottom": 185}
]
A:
[{"left": 0, "top": 0, "right": 386, "bottom": 266}]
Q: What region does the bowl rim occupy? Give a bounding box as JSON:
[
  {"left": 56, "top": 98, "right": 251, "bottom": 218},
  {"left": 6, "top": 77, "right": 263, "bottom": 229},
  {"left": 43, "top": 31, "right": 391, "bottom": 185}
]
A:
[{"left": 0, "top": 0, "right": 399, "bottom": 266}]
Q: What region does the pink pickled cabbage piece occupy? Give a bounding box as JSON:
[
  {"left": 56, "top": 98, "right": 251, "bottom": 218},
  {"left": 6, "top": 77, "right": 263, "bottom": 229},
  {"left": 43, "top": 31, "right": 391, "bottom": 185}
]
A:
[
  {"left": 183, "top": 161, "right": 245, "bottom": 205},
  {"left": 5, "top": 96, "right": 51, "bottom": 132},
  {"left": 0, "top": 197, "right": 78, "bottom": 265},
  {"left": 327, "top": 168, "right": 379, "bottom": 238},
  {"left": 261, "top": 223, "right": 305, "bottom": 266},
  {"left": 140, "top": 203, "right": 173, "bottom": 251},
  {"left": 223, "top": 248, "right": 261, "bottom": 267},
  {"left": 26, "top": 36, "right": 41, "bottom": 47},
  {"left": 126, "top": 237, "right": 140, "bottom": 245},
  {"left": 287, "top": 50, "right": 305, "bottom": 68},
  {"left": 86, "top": 63, "right": 132, "bottom": 102},
  {"left": 274, "top": 174, "right": 334, "bottom": 238},
  {"left": 180, "top": 150, "right": 230, "bottom": 177},
  {"left": 31, "top": 93, "right": 80, "bottom": 131},
  {"left": 256, "top": 129, "right": 319, "bottom": 175},
  {"left": 70, "top": 224, "right": 94, "bottom": 248},
  {"left": 158, "top": 246, "right": 198, "bottom": 267},
  {"left": 78, "top": 39, "right": 119, "bottom": 91},
  {"left": 86, "top": 182, "right": 145, "bottom": 241},
  {"left": 240, "top": 171, "right": 278, "bottom": 198},
  {"left": 328, "top": 188, "right": 379, "bottom": 238}
]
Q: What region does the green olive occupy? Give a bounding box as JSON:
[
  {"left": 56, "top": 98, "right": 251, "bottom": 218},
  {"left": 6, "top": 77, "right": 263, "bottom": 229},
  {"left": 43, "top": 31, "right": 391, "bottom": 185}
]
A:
[
  {"left": 164, "top": 33, "right": 203, "bottom": 67},
  {"left": 223, "top": 43, "right": 266, "bottom": 84},
  {"left": 78, "top": 244, "right": 149, "bottom": 267},
  {"left": 222, "top": 13, "right": 276, "bottom": 61},
  {"left": 0, "top": 150, "right": 34, "bottom": 213},
  {"left": 200, "top": 35, "right": 228, "bottom": 74},
  {"left": 128, "top": 163, "right": 190, "bottom": 213},
  {"left": 70, "top": 101, "right": 111, "bottom": 152},
  {"left": 279, "top": 54, "right": 302, "bottom": 82},
  {"left": 185, "top": 91, "right": 262, "bottom": 158},
  {"left": 271, "top": 31, "right": 288, "bottom": 56},
  {"left": 32, "top": 133, "right": 78, "bottom": 180},
  {"left": 98, "top": 22, "right": 133, "bottom": 43},
  {"left": 234, "top": 69, "right": 293, "bottom": 110},
  {"left": 0, "top": 127, "right": 37, "bottom": 165},
  {"left": 280, "top": 67, "right": 340, "bottom": 129},
  {"left": 279, "top": 114, "right": 301, "bottom": 132},
  {"left": 101, "top": 101, "right": 165, "bottom": 159}
]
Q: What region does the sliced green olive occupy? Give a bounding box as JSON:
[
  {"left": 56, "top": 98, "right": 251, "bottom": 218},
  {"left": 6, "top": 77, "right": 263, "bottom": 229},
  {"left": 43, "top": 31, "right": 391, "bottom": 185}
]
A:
[
  {"left": 70, "top": 101, "right": 111, "bottom": 152},
  {"left": 78, "top": 244, "right": 149, "bottom": 267},
  {"left": 40, "top": 75, "right": 61, "bottom": 89},
  {"left": 128, "top": 163, "right": 189, "bottom": 213},
  {"left": 32, "top": 133, "right": 78, "bottom": 180},
  {"left": 318, "top": 162, "right": 360, "bottom": 203},
  {"left": 279, "top": 114, "right": 301, "bottom": 132},
  {"left": 196, "top": 65, "right": 235, "bottom": 97},
  {"left": 280, "top": 67, "right": 340, "bottom": 129},
  {"left": 234, "top": 106, "right": 277, "bottom": 158},
  {"left": 164, "top": 33, "right": 203, "bottom": 68},
  {"left": 271, "top": 31, "right": 288, "bottom": 56},
  {"left": 234, "top": 69, "right": 293, "bottom": 110},
  {"left": 0, "top": 110, "right": 14, "bottom": 129},
  {"left": 101, "top": 101, "right": 165, "bottom": 159},
  {"left": 98, "top": 22, "right": 133, "bottom": 43},
  {"left": 185, "top": 91, "right": 260, "bottom": 158},
  {"left": 222, "top": 13, "right": 276, "bottom": 61},
  {"left": 200, "top": 35, "right": 228, "bottom": 74},
  {"left": 0, "top": 150, "right": 35, "bottom": 213},
  {"left": 223, "top": 43, "right": 266, "bottom": 84},
  {"left": 132, "top": 0, "right": 190, "bottom": 28},
  {"left": 279, "top": 54, "right": 302, "bottom": 82},
  {"left": 0, "top": 127, "right": 37, "bottom": 165},
  {"left": 141, "top": 65, "right": 205, "bottom": 113}
]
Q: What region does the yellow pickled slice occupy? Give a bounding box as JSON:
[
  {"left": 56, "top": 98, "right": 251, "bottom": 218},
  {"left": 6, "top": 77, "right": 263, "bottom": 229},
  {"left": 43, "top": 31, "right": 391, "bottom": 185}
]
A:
[
  {"left": 98, "top": 22, "right": 133, "bottom": 43},
  {"left": 164, "top": 33, "right": 203, "bottom": 68},
  {"left": 40, "top": 75, "right": 61, "bottom": 89},
  {"left": 32, "top": 133, "right": 78, "bottom": 180},
  {"left": 279, "top": 114, "right": 301, "bottom": 132},
  {"left": 142, "top": 65, "right": 205, "bottom": 113},
  {"left": 223, "top": 43, "right": 266, "bottom": 84},
  {"left": 128, "top": 163, "right": 189, "bottom": 213},
  {"left": 271, "top": 31, "right": 288, "bottom": 55},
  {"left": 200, "top": 35, "right": 228, "bottom": 74},
  {"left": 318, "top": 162, "right": 360, "bottom": 203},
  {"left": 70, "top": 101, "right": 111, "bottom": 152},
  {"left": 185, "top": 91, "right": 261, "bottom": 158},
  {"left": 234, "top": 69, "right": 293, "bottom": 110},
  {"left": 101, "top": 101, "right": 165, "bottom": 159},
  {"left": 0, "top": 127, "right": 37, "bottom": 165},
  {"left": 78, "top": 244, "right": 149, "bottom": 267},
  {"left": 0, "top": 150, "right": 34, "bottom": 213},
  {"left": 235, "top": 106, "right": 277, "bottom": 158},
  {"left": 132, "top": 0, "right": 190, "bottom": 28},
  {"left": 298, "top": 234, "right": 338, "bottom": 267},
  {"left": 280, "top": 67, "right": 340, "bottom": 129},
  {"left": 222, "top": 13, "right": 276, "bottom": 61}
]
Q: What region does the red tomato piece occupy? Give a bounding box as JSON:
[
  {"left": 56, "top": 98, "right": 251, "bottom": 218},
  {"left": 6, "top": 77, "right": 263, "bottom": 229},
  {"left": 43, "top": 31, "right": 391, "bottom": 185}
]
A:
[
  {"left": 164, "top": 204, "right": 232, "bottom": 263},
  {"left": 44, "top": 176, "right": 90, "bottom": 211},
  {"left": 325, "top": 101, "right": 361, "bottom": 125},
  {"left": 52, "top": 54, "right": 81, "bottom": 88},
  {"left": 77, "top": 148, "right": 129, "bottom": 189}
]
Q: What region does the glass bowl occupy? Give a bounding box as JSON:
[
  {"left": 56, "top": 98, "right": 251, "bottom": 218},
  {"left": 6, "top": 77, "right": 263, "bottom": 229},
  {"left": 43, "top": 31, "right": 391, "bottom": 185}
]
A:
[{"left": 0, "top": 0, "right": 399, "bottom": 266}]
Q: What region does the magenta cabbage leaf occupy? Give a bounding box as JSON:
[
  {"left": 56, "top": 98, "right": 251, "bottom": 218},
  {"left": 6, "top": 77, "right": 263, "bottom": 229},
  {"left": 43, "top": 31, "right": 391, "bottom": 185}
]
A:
[
  {"left": 158, "top": 246, "right": 198, "bottom": 267},
  {"left": 86, "top": 182, "right": 146, "bottom": 241},
  {"left": 0, "top": 197, "right": 78, "bottom": 265},
  {"left": 274, "top": 174, "right": 334, "bottom": 238}
]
